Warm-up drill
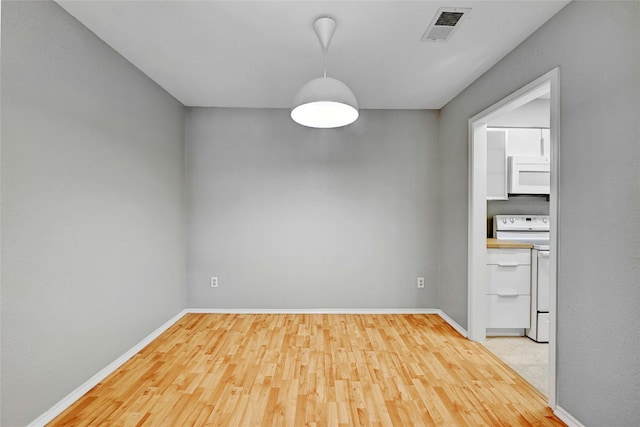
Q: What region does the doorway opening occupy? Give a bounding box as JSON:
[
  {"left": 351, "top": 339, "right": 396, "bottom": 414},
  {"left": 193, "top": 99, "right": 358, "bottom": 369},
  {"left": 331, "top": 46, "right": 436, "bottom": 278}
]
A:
[{"left": 467, "top": 68, "right": 559, "bottom": 408}]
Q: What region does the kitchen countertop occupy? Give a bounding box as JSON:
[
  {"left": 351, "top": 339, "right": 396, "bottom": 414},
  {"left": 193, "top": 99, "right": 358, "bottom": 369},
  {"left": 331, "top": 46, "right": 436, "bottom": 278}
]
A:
[{"left": 486, "top": 238, "right": 533, "bottom": 249}]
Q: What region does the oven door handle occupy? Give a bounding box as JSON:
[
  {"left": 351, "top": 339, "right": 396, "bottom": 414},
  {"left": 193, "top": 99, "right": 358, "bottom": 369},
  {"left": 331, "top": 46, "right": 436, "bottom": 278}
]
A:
[{"left": 497, "top": 293, "right": 520, "bottom": 297}]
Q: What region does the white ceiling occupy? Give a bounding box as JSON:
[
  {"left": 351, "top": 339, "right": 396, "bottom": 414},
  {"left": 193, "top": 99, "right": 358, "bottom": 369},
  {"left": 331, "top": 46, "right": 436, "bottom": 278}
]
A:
[{"left": 56, "top": 1, "right": 569, "bottom": 109}]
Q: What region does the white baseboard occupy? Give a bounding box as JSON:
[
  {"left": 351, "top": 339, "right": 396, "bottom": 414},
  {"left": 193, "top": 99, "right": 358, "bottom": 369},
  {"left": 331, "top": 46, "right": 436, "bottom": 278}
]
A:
[
  {"left": 435, "top": 310, "right": 468, "bottom": 337},
  {"left": 554, "top": 406, "right": 585, "bottom": 427},
  {"left": 486, "top": 328, "right": 525, "bottom": 337},
  {"left": 27, "top": 309, "right": 188, "bottom": 427},
  {"left": 27, "top": 307, "right": 467, "bottom": 426},
  {"left": 187, "top": 307, "right": 440, "bottom": 315}
]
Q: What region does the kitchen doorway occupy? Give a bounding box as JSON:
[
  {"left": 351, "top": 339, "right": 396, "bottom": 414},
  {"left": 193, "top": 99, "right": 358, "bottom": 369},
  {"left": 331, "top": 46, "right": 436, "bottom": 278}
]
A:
[{"left": 466, "top": 68, "right": 559, "bottom": 408}]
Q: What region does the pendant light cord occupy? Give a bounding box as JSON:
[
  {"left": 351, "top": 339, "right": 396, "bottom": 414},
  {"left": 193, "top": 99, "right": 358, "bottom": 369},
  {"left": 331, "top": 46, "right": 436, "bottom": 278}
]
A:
[{"left": 323, "top": 46, "right": 327, "bottom": 78}]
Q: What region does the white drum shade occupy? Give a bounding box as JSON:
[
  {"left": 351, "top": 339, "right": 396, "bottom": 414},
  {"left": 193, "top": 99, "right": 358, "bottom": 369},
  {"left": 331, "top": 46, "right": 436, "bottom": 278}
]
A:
[{"left": 291, "top": 77, "right": 359, "bottom": 128}]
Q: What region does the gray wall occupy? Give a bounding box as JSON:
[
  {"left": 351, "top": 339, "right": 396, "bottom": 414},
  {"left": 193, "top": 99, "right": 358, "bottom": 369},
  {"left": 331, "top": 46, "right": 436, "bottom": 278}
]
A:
[
  {"left": 186, "top": 108, "right": 439, "bottom": 309},
  {"left": 439, "top": 1, "right": 639, "bottom": 424},
  {"left": 1, "top": 1, "right": 186, "bottom": 425},
  {"left": 487, "top": 197, "right": 549, "bottom": 218}
]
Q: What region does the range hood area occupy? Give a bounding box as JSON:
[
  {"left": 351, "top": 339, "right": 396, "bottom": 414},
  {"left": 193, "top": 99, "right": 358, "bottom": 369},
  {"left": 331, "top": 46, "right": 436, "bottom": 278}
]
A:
[{"left": 486, "top": 98, "right": 551, "bottom": 231}]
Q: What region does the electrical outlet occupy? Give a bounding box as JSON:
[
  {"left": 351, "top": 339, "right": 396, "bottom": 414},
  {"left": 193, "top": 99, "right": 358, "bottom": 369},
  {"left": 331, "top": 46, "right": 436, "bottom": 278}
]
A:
[
  {"left": 417, "top": 277, "right": 425, "bottom": 288},
  {"left": 210, "top": 276, "right": 219, "bottom": 288}
]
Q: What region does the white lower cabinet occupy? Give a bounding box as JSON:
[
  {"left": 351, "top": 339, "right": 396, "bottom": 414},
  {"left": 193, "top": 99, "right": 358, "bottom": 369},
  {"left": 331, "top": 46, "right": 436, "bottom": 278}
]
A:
[
  {"left": 486, "top": 295, "right": 531, "bottom": 328},
  {"left": 486, "top": 248, "right": 531, "bottom": 329}
]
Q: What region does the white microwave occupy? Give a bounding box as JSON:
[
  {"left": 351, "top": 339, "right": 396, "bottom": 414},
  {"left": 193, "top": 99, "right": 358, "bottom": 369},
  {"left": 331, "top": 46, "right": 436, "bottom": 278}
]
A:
[{"left": 508, "top": 156, "right": 550, "bottom": 195}]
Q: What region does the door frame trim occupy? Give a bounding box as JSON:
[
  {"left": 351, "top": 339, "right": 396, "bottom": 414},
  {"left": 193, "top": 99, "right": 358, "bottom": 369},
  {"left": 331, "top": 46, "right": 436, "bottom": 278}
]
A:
[{"left": 467, "top": 67, "right": 560, "bottom": 408}]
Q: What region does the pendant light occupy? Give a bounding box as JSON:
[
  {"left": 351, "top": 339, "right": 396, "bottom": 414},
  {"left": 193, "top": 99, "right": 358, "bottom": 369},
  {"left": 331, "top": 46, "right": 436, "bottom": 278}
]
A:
[{"left": 291, "top": 17, "right": 359, "bottom": 129}]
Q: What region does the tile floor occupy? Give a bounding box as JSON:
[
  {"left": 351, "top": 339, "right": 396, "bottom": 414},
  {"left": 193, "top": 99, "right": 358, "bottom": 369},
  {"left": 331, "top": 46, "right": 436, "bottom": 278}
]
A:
[{"left": 482, "top": 336, "right": 548, "bottom": 396}]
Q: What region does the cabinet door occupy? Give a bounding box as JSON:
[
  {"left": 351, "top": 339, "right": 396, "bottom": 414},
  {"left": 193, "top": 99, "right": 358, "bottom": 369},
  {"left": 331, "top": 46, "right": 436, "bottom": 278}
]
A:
[
  {"left": 486, "top": 264, "right": 531, "bottom": 295},
  {"left": 487, "top": 295, "right": 531, "bottom": 328},
  {"left": 541, "top": 128, "right": 551, "bottom": 157},
  {"left": 486, "top": 248, "right": 531, "bottom": 265},
  {"left": 487, "top": 129, "right": 508, "bottom": 200},
  {"left": 507, "top": 128, "right": 542, "bottom": 156}
]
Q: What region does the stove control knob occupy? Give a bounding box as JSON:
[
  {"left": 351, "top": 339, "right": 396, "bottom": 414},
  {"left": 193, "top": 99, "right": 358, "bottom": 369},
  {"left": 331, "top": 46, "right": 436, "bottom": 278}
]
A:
[
  {"left": 542, "top": 218, "right": 548, "bottom": 224},
  {"left": 510, "top": 217, "right": 515, "bottom": 223},
  {"left": 502, "top": 218, "right": 507, "bottom": 224}
]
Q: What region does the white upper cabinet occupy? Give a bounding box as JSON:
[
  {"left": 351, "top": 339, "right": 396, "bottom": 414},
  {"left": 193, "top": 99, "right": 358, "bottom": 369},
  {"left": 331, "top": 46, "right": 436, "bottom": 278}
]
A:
[
  {"left": 486, "top": 127, "right": 550, "bottom": 200},
  {"left": 487, "top": 129, "right": 508, "bottom": 200},
  {"left": 508, "top": 128, "right": 544, "bottom": 156}
]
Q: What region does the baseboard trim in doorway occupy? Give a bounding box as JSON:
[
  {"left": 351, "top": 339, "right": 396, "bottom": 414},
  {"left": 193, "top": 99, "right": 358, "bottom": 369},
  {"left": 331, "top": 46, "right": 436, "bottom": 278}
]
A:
[
  {"left": 27, "top": 307, "right": 467, "bottom": 426},
  {"left": 554, "top": 406, "right": 585, "bottom": 427},
  {"left": 27, "top": 309, "right": 189, "bottom": 427}
]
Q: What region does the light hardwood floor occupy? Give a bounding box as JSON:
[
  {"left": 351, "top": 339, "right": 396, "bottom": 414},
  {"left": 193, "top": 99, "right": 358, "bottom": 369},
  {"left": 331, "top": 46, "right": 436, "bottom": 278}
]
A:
[{"left": 49, "top": 314, "right": 565, "bottom": 426}]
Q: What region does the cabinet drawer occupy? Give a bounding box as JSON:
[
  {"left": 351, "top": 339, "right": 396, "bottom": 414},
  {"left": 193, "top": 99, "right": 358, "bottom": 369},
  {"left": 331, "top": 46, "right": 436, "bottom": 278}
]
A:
[
  {"left": 486, "top": 248, "right": 531, "bottom": 265},
  {"left": 486, "top": 295, "right": 531, "bottom": 328},
  {"left": 486, "top": 264, "right": 531, "bottom": 295}
]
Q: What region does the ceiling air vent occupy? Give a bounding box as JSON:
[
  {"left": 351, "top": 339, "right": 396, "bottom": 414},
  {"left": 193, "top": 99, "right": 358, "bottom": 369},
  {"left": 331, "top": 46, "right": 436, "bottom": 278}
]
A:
[{"left": 421, "top": 7, "right": 471, "bottom": 42}]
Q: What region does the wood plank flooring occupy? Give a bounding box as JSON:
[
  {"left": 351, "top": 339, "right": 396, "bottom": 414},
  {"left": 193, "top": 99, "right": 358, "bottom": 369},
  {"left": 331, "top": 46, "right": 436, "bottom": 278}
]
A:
[{"left": 49, "top": 314, "right": 565, "bottom": 426}]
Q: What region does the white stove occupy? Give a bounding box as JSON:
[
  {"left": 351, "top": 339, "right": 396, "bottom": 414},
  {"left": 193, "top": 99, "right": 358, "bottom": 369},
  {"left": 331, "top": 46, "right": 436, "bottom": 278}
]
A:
[
  {"left": 493, "top": 215, "right": 550, "bottom": 343},
  {"left": 493, "top": 215, "right": 549, "bottom": 244}
]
